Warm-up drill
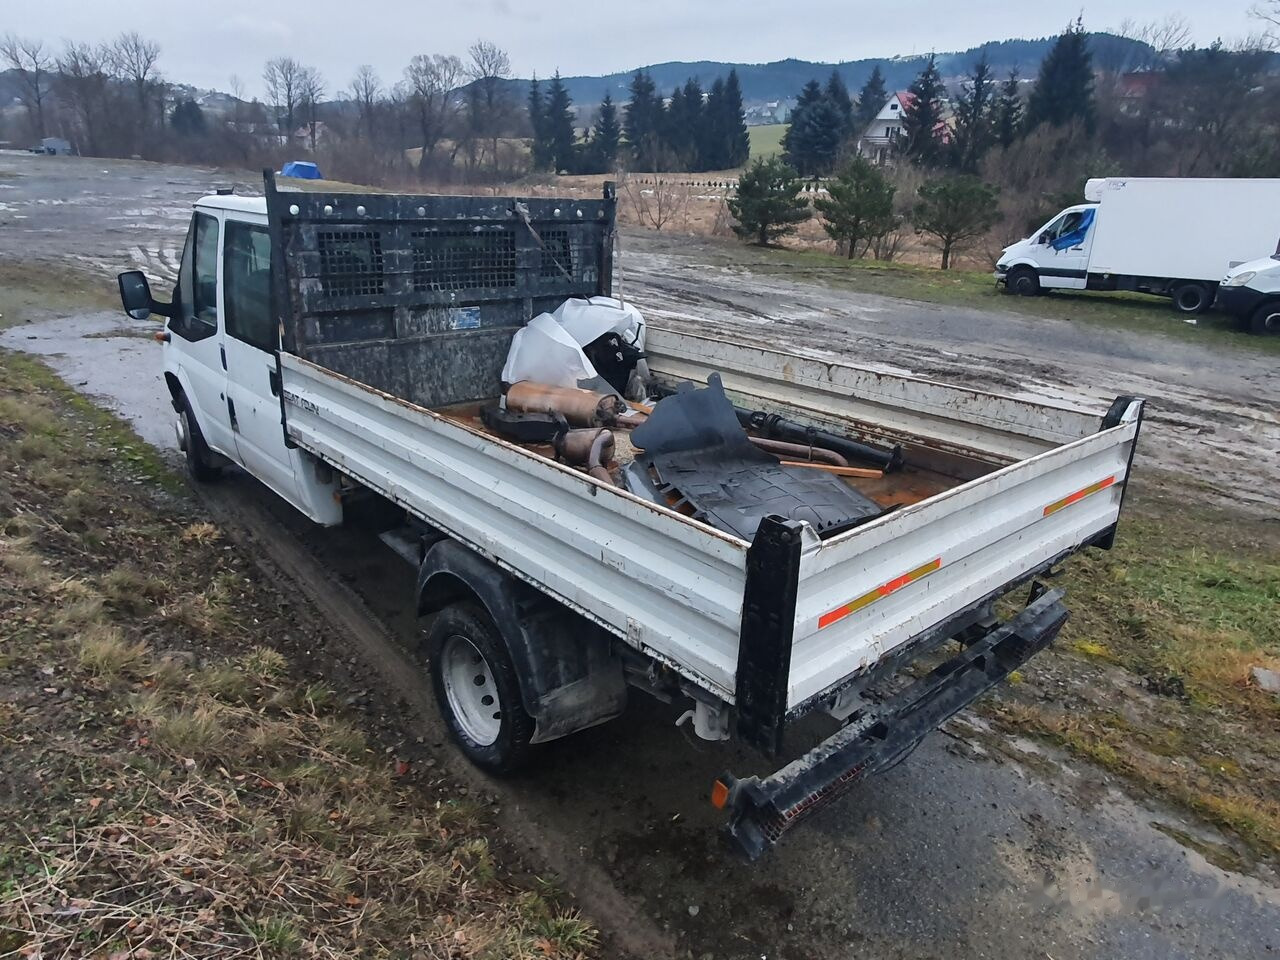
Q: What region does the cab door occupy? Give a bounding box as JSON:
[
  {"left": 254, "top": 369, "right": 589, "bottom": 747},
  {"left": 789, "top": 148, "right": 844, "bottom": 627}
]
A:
[
  {"left": 220, "top": 217, "right": 301, "bottom": 502},
  {"left": 169, "top": 210, "right": 236, "bottom": 458},
  {"left": 1038, "top": 207, "right": 1096, "bottom": 290}
]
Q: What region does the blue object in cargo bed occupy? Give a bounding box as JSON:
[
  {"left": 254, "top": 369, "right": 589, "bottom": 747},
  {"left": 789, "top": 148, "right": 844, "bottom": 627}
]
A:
[{"left": 280, "top": 161, "right": 322, "bottom": 179}]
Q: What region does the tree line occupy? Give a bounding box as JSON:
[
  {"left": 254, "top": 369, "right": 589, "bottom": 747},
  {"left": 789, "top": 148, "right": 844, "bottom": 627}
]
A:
[{"left": 734, "top": 15, "right": 1280, "bottom": 268}]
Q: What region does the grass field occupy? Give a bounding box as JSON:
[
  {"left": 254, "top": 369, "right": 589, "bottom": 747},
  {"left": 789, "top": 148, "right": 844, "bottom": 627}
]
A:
[
  {"left": 0, "top": 348, "right": 599, "bottom": 959},
  {"left": 748, "top": 123, "right": 787, "bottom": 160}
]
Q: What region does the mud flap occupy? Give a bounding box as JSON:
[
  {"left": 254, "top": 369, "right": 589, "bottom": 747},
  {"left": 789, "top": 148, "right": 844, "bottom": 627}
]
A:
[{"left": 717, "top": 587, "right": 1069, "bottom": 860}]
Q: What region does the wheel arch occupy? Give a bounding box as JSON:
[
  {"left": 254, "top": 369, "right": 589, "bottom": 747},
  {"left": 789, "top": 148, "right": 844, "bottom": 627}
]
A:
[{"left": 416, "top": 538, "right": 626, "bottom": 743}]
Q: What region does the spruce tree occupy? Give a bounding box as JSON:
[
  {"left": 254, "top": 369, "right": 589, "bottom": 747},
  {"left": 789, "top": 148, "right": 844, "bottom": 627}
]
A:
[
  {"left": 545, "top": 72, "right": 576, "bottom": 174},
  {"left": 993, "top": 70, "right": 1023, "bottom": 148},
  {"left": 825, "top": 69, "right": 855, "bottom": 141},
  {"left": 624, "top": 69, "right": 663, "bottom": 170},
  {"left": 728, "top": 157, "right": 810, "bottom": 245},
  {"left": 1026, "top": 19, "right": 1096, "bottom": 132},
  {"left": 854, "top": 65, "right": 887, "bottom": 132},
  {"left": 722, "top": 69, "right": 750, "bottom": 167},
  {"left": 900, "top": 54, "right": 947, "bottom": 167},
  {"left": 699, "top": 77, "right": 726, "bottom": 171},
  {"left": 949, "top": 55, "right": 995, "bottom": 172},
  {"left": 590, "top": 92, "right": 621, "bottom": 172},
  {"left": 528, "top": 77, "right": 551, "bottom": 170},
  {"left": 783, "top": 79, "right": 842, "bottom": 176}
]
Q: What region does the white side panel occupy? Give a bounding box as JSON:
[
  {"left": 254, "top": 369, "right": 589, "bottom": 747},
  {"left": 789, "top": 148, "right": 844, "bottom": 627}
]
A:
[
  {"left": 1087, "top": 178, "right": 1280, "bottom": 281},
  {"left": 787, "top": 418, "right": 1140, "bottom": 708},
  {"left": 645, "top": 330, "right": 1097, "bottom": 462},
  {"left": 278, "top": 353, "right": 749, "bottom": 699}
]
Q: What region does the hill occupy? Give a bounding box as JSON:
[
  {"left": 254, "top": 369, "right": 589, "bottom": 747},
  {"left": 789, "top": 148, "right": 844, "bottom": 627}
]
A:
[{"left": 521, "top": 33, "right": 1154, "bottom": 106}]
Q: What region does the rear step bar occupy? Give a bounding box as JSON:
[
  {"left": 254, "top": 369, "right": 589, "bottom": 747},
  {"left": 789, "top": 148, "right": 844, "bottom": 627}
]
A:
[{"left": 716, "top": 586, "right": 1069, "bottom": 860}]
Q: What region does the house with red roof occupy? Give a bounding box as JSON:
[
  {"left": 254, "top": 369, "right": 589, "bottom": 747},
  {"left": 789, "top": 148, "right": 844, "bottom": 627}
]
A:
[{"left": 856, "top": 90, "right": 953, "bottom": 165}]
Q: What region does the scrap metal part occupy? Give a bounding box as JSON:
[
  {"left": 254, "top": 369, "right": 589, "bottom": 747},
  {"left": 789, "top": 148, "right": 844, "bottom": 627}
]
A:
[{"left": 628, "top": 374, "right": 881, "bottom": 540}]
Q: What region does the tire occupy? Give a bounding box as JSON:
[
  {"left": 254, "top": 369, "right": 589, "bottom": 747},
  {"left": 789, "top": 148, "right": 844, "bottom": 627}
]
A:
[
  {"left": 179, "top": 398, "right": 221, "bottom": 482},
  {"left": 1172, "top": 282, "right": 1212, "bottom": 315},
  {"left": 1006, "top": 266, "right": 1040, "bottom": 297},
  {"left": 427, "top": 602, "right": 535, "bottom": 775},
  {"left": 1249, "top": 301, "right": 1280, "bottom": 336}
]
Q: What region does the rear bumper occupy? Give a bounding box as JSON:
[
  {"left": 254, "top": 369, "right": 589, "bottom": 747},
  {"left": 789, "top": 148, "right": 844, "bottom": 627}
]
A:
[{"left": 716, "top": 586, "right": 1069, "bottom": 860}]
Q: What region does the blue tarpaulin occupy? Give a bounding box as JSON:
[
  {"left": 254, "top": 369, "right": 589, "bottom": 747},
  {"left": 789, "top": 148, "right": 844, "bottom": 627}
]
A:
[
  {"left": 1051, "top": 208, "right": 1094, "bottom": 250},
  {"left": 280, "top": 161, "right": 322, "bottom": 180}
]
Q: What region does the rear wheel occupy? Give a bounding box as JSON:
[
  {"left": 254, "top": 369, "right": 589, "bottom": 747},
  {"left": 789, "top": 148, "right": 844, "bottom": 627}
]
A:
[
  {"left": 1006, "top": 266, "right": 1040, "bottom": 297},
  {"left": 179, "top": 398, "right": 220, "bottom": 482},
  {"left": 427, "top": 603, "right": 535, "bottom": 774},
  {"left": 1249, "top": 301, "right": 1280, "bottom": 335},
  {"left": 1172, "top": 282, "right": 1212, "bottom": 315}
]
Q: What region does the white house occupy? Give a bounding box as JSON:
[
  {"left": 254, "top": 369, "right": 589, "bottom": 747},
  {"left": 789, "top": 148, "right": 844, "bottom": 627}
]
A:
[{"left": 856, "top": 91, "right": 911, "bottom": 165}]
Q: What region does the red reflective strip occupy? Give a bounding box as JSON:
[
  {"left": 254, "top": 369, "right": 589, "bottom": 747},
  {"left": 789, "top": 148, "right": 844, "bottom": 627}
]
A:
[
  {"left": 818, "top": 556, "right": 943, "bottom": 630},
  {"left": 1043, "top": 474, "right": 1116, "bottom": 517}
]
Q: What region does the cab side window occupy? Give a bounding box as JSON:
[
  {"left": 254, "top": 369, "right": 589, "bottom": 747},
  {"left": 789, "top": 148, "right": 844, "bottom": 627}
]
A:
[
  {"left": 223, "top": 221, "right": 276, "bottom": 353},
  {"left": 171, "top": 212, "right": 220, "bottom": 342}
]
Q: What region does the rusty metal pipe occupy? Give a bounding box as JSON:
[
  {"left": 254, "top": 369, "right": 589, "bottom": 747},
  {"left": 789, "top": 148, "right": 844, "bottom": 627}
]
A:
[
  {"left": 506, "top": 381, "right": 626, "bottom": 427},
  {"left": 749, "top": 436, "right": 848, "bottom": 467},
  {"left": 555, "top": 428, "right": 616, "bottom": 486}
]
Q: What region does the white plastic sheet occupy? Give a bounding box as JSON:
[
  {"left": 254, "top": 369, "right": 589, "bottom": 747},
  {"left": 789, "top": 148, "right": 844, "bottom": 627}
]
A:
[
  {"left": 551, "top": 296, "right": 645, "bottom": 351},
  {"left": 500, "top": 312, "right": 600, "bottom": 389}
]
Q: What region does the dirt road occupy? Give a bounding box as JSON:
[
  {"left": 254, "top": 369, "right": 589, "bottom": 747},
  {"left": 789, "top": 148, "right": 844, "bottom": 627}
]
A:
[{"left": 3, "top": 151, "right": 1279, "bottom": 959}]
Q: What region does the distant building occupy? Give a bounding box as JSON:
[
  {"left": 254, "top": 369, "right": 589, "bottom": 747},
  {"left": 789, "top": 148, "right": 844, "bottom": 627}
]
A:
[
  {"left": 855, "top": 91, "right": 952, "bottom": 166},
  {"left": 35, "top": 137, "right": 73, "bottom": 156},
  {"left": 856, "top": 91, "right": 910, "bottom": 165}
]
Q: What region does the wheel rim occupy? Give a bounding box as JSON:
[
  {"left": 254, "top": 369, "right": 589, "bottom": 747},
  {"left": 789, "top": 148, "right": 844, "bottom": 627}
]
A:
[
  {"left": 440, "top": 634, "right": 502, "bottom": 746},
  {"left": 1176, "top": 288, "right": 1203, "bottom": 312},
  {"left": 1264, "top": 311, "right": 1280, "bottom": 332},
  {"left": 176, "top": 410, "right": 189, "bottom": 452}
]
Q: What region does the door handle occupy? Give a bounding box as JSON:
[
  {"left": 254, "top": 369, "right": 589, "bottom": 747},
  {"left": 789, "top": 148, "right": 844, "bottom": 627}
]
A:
[
  {"left": 269, "top": 369, "right": 281, "bottom": 397},
  {"left": 220, "top": 345, "right": 227, "bottom": 370}
]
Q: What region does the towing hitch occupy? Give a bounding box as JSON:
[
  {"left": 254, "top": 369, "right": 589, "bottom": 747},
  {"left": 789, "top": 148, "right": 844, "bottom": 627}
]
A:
[{"left": 716, "top": 587, "right": 1069, "bottom": 860}]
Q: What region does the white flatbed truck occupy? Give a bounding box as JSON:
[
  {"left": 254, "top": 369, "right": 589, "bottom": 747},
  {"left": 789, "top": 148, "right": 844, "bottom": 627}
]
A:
[{"left": 117, "top": 173, "right": 1144, "bottom": 858}]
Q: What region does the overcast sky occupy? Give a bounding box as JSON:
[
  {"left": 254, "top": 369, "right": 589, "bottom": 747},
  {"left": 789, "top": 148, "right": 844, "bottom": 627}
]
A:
[{"left": 11, "top": 0, "right": 1261, "bottom": 97}]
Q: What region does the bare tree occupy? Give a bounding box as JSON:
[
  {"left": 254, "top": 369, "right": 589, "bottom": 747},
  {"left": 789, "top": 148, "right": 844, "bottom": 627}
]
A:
[
  {"left": 1, "top": 34, "right": 53, "bottom": 139},
  {"left": 464, "top": 40, "right": 513, "bottom": 177},
  {"left": 349, "top": 64, "right": 381, "bottom": 142},
  {"left": 405, "top": 53, "right": 462, "bottom": 174},
  {"left": 299, "top": 65, "right": 325, "bottom": 153},
  {"left": 620, "top": 173, "right": 690, "bottom": 231},
  {"left": 263, "top": 56, "right": 304, "bottom": 138},
  {"left": 1113, "top": 15, "right": 1192, "bottom": 70},
  {"left": 56, "top": 41, "right": 111, "bottom": 154},
  {"left": 110, "top": 32, "right": 163, "bottom": 153}
]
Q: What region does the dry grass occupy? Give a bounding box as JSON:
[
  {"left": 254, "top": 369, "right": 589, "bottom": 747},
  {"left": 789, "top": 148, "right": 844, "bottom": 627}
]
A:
[{"left": 0, "top": 350, "right": 600, "bottom": 959}]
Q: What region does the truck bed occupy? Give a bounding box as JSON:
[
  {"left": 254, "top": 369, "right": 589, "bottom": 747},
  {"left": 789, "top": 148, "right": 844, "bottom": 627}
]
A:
[{"left": 279, "top": 327, "right": 1142, "bottom": 716}]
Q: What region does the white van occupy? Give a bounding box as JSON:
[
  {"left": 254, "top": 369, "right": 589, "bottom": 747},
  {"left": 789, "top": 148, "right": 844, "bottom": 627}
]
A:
[{"left": 996, "top": 177, "right": 1280, "bottom": 315}]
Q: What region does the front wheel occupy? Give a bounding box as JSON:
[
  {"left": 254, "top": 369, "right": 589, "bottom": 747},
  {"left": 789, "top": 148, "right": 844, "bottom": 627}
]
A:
[
  {"left": 1006, "top": 266, "right": 1040, "bottom": 297},
  {"left": 427, "top": 603, "right": 535, "bottom": 775},
  {"left": 1172, "top": 282, "right": 1212, "bottom": 315},
  {"left": 179, "top": 399, "right": 221, "bottom": 482},
  {"left": 1249, "top": 301, "right": 1280, "bottom": 336}
]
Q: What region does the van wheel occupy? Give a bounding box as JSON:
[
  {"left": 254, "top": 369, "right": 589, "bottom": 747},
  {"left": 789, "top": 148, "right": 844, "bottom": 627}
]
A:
[
  {"left": 1249, "top": 301, "right": 1280, "bottom": 335},
  {"left": 1007, "top": 266, "right": 1040, "bottom": 297},
  {"left": 179, "top": 399, "right": 221, "bottom": 482},
  {"left": 427, "top": 603, "right": 535, "bottom": 775},
  {"left": 1172, "top": 282, "right": 1212, "bottom": 314}
]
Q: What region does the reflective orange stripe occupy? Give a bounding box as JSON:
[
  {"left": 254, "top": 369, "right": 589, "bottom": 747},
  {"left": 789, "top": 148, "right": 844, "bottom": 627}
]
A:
[
  {"left": 1043, "top": 475, "right": 1116, "bottom": 517},
  {"left": 818, "top": 557, "right": 943, "bottom": 630}
]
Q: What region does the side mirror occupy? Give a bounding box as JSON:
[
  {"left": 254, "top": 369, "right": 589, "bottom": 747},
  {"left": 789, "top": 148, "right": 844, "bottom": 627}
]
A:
[{"left": 118, "top": 270, "right": 155, "bottom": 320}]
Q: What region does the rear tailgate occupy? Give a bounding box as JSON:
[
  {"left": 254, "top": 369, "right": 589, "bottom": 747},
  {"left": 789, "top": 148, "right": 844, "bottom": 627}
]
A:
[{"left": 787, "top": 406, "right": 1140, "bottom": 710}]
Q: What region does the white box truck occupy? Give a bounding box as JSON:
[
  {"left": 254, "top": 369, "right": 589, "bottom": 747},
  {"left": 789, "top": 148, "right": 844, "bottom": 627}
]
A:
[
  {"left": 995, "top": 177, "right": 1280, "bottom": 315},
  {"left": 114, "top": 173, "right": 1145, "bottom": 859}
]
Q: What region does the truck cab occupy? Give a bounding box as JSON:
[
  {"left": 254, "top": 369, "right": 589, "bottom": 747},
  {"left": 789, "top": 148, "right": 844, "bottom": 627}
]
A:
[
  {"left": 995, "top": 203, "right": 1098, "bottom": 296},
  {"left": 119, "top": 194, "right": 343, "bottom": 522},
  {"left": 1217, "top": 255, "right": 1280, "bottom": 335}
]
